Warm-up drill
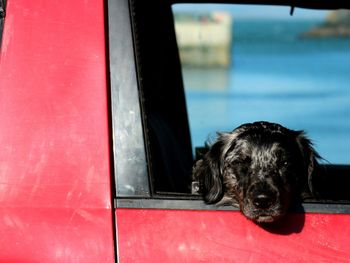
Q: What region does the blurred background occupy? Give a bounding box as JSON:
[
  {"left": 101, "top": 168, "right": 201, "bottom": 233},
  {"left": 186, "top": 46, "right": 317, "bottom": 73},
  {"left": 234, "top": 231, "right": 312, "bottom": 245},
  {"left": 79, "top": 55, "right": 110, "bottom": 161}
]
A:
[{"left": 172, "top": 4, "right": 350, "bottom": 164}]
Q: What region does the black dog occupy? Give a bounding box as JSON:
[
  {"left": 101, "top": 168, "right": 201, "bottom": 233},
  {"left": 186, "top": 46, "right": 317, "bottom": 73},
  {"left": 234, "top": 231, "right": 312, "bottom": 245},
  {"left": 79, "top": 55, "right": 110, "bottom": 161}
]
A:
[{"left": 193, "top": 121, "right": 320, "bottom": 223}]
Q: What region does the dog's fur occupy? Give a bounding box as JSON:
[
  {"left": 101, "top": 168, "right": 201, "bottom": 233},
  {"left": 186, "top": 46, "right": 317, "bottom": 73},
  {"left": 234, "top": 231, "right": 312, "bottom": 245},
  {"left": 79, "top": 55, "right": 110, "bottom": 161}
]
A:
[{"left": 193, "top": 121, "right": 320, "bottom": 223}]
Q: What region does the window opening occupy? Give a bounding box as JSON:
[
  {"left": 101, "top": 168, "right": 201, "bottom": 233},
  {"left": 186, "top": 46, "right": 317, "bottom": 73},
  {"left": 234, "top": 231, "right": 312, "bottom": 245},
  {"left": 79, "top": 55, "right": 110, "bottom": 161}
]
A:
[{"left": 117, "top": 1, "right": 350, "bottom": 204}]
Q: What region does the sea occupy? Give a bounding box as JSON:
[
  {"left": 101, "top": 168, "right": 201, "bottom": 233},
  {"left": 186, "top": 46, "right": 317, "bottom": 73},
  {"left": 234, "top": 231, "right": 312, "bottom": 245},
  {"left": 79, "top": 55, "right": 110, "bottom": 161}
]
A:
[{"left": 183, "top": 19, "right": 350, "bottom": 164}]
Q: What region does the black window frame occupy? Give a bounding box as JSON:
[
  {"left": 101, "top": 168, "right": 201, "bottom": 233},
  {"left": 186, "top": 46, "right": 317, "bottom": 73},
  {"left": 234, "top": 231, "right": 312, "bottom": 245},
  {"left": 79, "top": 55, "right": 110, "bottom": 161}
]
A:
[
  {"left": 107, "top": 0, "right": 350, "bottom": 213},
  {"left": 0, "top": 0, "right": 6, "bottom": 48}
]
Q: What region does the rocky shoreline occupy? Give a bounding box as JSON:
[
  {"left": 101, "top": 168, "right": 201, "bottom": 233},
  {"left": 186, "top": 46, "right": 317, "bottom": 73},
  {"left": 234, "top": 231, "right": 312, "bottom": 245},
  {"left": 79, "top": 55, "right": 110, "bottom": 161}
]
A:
[{"left": 303, "top": 10, "right": 350, "bottom": 38}]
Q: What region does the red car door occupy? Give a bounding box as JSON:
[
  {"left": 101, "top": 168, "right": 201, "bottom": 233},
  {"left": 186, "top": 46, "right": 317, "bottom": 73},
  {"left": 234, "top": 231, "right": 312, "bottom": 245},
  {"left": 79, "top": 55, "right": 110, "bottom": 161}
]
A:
[
  {"left": 0, "top": 0, "right": 115, "bottom": 262},
  {"left": 108, "top": 0, "right": 350, "bottom": 262}
]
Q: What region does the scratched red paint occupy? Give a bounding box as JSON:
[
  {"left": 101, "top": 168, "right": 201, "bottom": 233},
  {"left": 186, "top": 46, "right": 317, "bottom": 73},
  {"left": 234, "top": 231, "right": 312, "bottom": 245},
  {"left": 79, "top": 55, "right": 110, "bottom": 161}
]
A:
[
  {"left": 116, "top": 209, "right": 350, "bottom": 263},
  {"left": 0, "top": 0, "right": 115, "bottom": 262}
]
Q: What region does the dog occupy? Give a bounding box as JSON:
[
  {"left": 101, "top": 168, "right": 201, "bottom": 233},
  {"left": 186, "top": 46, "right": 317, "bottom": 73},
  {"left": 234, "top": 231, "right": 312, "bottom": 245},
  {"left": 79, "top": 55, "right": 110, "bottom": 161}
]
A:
[{"left": 193, "top": 121, "right": 320, "bottom": 223}]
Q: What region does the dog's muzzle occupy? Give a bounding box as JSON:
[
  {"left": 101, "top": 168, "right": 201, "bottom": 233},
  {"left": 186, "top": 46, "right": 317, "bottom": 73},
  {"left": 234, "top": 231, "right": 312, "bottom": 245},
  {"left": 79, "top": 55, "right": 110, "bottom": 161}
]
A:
[
  {"left": 242, "top": 181, "right": 287, "bottom": 223},
  {"left": 252, "top": 193, "right": 277, "bottom": 209},
  {"left": 248, "top": 182, "right": 279, "bottom": 210}
]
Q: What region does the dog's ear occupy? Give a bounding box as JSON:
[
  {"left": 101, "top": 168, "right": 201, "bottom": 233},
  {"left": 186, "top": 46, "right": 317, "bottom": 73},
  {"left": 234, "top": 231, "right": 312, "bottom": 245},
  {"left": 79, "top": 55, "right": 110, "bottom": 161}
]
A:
[
  {"left": 193, "top": 132, "right": 238, "bottom": 204},
  {"left": 295, "top": 131, "right": 320, "bottom": 196},
  {"left": 193, "top": 130, "right": 238, "bottom": 204},
  {"left": 193, "top": 140, "right": 224, "bottom": 204}
]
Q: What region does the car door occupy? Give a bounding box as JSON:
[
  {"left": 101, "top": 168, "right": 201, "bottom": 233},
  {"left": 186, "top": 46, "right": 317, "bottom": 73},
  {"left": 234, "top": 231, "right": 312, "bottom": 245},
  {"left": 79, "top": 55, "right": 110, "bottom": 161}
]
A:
[
  {"left": 0, "top": 0, "right": 115, "bottom": 261},
  {"left": 108, "top": 0, "right": 350, "bottom": 262}
]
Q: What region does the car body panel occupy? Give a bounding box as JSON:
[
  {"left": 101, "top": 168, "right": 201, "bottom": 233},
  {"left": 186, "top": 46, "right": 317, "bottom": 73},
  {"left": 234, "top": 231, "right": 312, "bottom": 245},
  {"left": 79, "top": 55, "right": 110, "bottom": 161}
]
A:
[
  {"left": 0, "top": 0, "right": 115, "bottom": 262},
  {"left": 116, "top": 208, "right": 350, "bottom": 263}
]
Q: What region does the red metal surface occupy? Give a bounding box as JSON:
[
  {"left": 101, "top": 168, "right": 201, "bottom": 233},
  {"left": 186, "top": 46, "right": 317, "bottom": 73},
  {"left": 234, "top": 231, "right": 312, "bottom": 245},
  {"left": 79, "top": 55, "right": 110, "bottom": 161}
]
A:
[
  {"left": 0, "top": 0, "right": 115, "bottom": 262},
  {"left": 116, "top": 209, "right": 350, "bottom": 263}
]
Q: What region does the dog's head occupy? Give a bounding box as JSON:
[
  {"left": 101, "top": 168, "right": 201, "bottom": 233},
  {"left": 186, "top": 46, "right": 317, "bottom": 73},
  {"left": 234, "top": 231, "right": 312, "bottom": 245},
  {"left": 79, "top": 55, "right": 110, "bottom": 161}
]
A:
[{"left": 193, "top": 121, "right": 320, "bottom": 223}]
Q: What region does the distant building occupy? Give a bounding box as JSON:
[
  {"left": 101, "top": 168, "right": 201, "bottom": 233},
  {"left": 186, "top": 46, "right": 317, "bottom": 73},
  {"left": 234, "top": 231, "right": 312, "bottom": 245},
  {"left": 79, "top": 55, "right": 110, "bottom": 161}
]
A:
[{"left": 174, "top": 12, "right": 233, "bottom": 67}]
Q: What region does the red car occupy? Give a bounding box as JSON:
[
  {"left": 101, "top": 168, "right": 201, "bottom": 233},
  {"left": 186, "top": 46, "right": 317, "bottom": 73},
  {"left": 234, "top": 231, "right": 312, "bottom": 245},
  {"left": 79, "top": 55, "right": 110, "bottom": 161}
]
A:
[{"left": 1, "top": 0, "right": 350, "bottom": 262}]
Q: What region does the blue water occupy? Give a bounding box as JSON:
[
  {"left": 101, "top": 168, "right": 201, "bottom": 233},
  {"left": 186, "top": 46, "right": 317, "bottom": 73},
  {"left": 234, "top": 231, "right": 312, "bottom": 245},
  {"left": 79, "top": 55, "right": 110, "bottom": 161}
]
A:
[{"left": 183, "top": 19, "right": 350, "bottom": 164}]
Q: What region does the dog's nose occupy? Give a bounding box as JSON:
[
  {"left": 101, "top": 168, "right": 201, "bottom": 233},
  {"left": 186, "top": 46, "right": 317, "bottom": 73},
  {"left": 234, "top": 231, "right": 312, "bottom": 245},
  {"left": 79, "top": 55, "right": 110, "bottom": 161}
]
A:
[{"left": 253, "top": 194, "right": 274, "bottom": 209}]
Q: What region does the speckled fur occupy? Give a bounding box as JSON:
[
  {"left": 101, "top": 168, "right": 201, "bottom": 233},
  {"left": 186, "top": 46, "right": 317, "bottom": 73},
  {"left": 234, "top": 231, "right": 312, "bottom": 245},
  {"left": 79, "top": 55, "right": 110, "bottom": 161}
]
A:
[{"left": 193, "top": 121, "right": 320, "bottom": 223}]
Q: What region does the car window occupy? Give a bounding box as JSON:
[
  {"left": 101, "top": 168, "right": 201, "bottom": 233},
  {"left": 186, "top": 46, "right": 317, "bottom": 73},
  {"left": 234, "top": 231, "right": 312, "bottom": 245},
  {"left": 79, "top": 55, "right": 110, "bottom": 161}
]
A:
[
  {"left": 110, "top": 1, "right": 350, "bottom": 201},
  {"left": 173, "top": 4, "right": 350, "bottom": 165}
]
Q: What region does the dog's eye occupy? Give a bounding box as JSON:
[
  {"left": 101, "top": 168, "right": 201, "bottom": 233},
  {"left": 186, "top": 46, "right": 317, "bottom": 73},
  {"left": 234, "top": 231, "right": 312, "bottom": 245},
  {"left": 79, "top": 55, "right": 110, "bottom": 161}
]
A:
[
  {"left": 279, "top": 160, "right": 292, "bottom": 170},
  {"left": 242, "top": 156, "right": 251, "bottom": 164}
]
